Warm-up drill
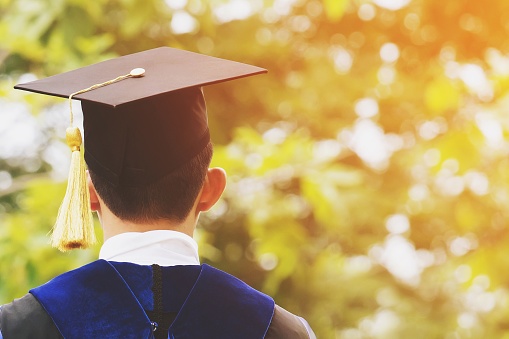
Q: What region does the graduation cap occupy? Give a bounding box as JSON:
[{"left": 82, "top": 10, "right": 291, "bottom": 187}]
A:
[{"left": 15, "top": 47, "right": 266, "bottom": 251}]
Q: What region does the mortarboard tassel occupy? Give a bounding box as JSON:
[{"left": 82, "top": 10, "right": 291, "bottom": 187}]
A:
[
  {"left": 51, "top": 126, "right": 95, "bottom": 251},
  {"left": 51, "top": 68, "right": 145, "bottom": 251}
]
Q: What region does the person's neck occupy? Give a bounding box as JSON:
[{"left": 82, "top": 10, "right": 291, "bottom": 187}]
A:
[{"left": 99, "top": 211, "right": 196, "bottom": 241}]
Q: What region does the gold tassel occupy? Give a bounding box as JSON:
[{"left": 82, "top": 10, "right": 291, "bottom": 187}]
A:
[
  {"left": 51, "top": 127, "right": 96, "bottom": 251},
  {"left": 51, "top": 68, "right": 145, "bottom": 251}
]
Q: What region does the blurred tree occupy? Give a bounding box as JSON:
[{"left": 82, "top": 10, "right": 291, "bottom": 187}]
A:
[{"left": 3, "top": 0, "right": 509, "bottom": 337}]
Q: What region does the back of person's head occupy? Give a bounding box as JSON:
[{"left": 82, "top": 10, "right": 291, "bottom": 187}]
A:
[
  {"left": 14, "top": 48, "right": 263, "bottom": 251},
  {"left": 89, "top": 142, "right": 213, "bottom": 223}
]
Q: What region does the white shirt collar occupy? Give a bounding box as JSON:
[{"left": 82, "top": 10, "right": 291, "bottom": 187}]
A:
[{"left": 99, "top": 230, "right": 200, "bottom": 266}]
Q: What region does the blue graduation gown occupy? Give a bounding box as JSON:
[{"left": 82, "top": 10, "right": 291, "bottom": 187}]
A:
[{"left": 3, "top": 260, "right": 276, "bottom": 338}]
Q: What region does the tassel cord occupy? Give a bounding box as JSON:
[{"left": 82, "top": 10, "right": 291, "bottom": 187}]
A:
[{"left": 53, "top": 68, "right": 145, "bottom": 251}]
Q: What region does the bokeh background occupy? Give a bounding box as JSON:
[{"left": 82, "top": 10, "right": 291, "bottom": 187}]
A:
[{"left": 2, "top": 0, "right": 509, "bottom": 337}]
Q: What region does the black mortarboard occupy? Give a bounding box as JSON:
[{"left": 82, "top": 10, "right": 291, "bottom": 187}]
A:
[
  {"left": 15, "top": 47, "right": 266, "bottom": 187},
  {"left": 14, "top": 47, "right": 266, "bottom": 251}
]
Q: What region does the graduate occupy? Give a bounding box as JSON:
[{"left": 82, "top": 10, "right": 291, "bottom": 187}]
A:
[{"left": 0, "top": 47, "right": 315, "bottom": 339}]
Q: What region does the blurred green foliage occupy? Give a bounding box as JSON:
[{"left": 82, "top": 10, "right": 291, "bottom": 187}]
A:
[{"left": 3, "top": 0, "right": 509, "bottom": 337}]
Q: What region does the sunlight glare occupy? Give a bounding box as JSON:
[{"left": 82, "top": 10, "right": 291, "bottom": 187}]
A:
[
  {"left": 464, "top": 171, "right": 489, "bottom": 195},
  {"left": 0, "top": 102, "right": 42, "bottom": 159},
  {"left": 373, "top": 0, "right": 411, "bottom": 11},
  {"left": 259, "top": 253, "right": 278, "bottom": 270},
  {"left": 354, "top": 98, "right": 379, "bottom": 118},
  {"left": 457, "top": 312, "right": 477, "bottom": 329},
  {"left": 358, "top": 4, "right": 376, "bottom": 21},
  {"left": 331, "top": 47, "right": 353, "bottom": 74},
  {"left": 42, "top": 141, "right": 71, "bottom": 181},
  {"left": 314, "top": 140, "right": 342, "bottom": 161},
  {"left": 459, "top": 64, "right": 493, "bottom": 101},
  {"left": 380, "top": 43, "right": 400, "bottom": 63},
  {"left": 273, "top": 0, "right": 298, "bottom": 16},
  {"left": 373, "top": 235, "right": 432, "bottom": 285},
  {"left": 408, "top": 184, "right": 429, "bottom": 201},
  {"left": 475, "top": 112, "right": 503, "bottom": 148},
  {"left": 214, "top": 0, "right": 257, "bottom": 23},
  {"left": 454, "top": 265, "right": 471, "bottom": 283},
  {"left": 450, "top": 237, "right": 472, "bottom": 256},
  {"left": 385, "top": 214, "right": 410, "bottom": 234},
  {"left": 423, "top": 148, "right": 441, "bottom": 167},
  {"left": 347, "top": 119, "right": 391, "bottom": 169},
  {"left": 263, "top": 127, "right": 287, "bottom": 144},
  {"left": 170, "top": 11, "right": 198, "bottom": 34},
  {"left": 377, "top": 65, "right": 396, "bottom": 85},
  {"left": 360, "top": 309, "right": 401, "bottom": 337},
  {"left": 0, "top": 171, "right": 13, "bottom": 191},
  {"left": 165, "top": 0, "right": 187, "bottom": 10}
]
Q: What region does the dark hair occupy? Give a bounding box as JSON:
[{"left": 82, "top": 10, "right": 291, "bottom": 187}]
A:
[{"left": 89, "top": 142, "right": 213, "bottom": 223}]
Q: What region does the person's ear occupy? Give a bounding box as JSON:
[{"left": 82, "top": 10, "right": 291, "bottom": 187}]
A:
[
  {"left": 87, "top": 170, "right": 101, "bottom": 212},
  {"left": 197, "top": 167, "right": 227, "bottom": 212}
]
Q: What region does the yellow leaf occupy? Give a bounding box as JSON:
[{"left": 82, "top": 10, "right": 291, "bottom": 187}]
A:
[
  {"left": 424, "top": 78, "right": 461, "bottom": 114},
  {"left": 323, "top": 0, "right": 349, "bottom": 21},
  {"left": 454, "top": 200, "right": 486, "bottom": 232}
]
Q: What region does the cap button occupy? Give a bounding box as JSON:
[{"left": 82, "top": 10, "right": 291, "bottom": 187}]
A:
[{"left": 130, "top": 68, "right": 145, "bottom": 77}]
